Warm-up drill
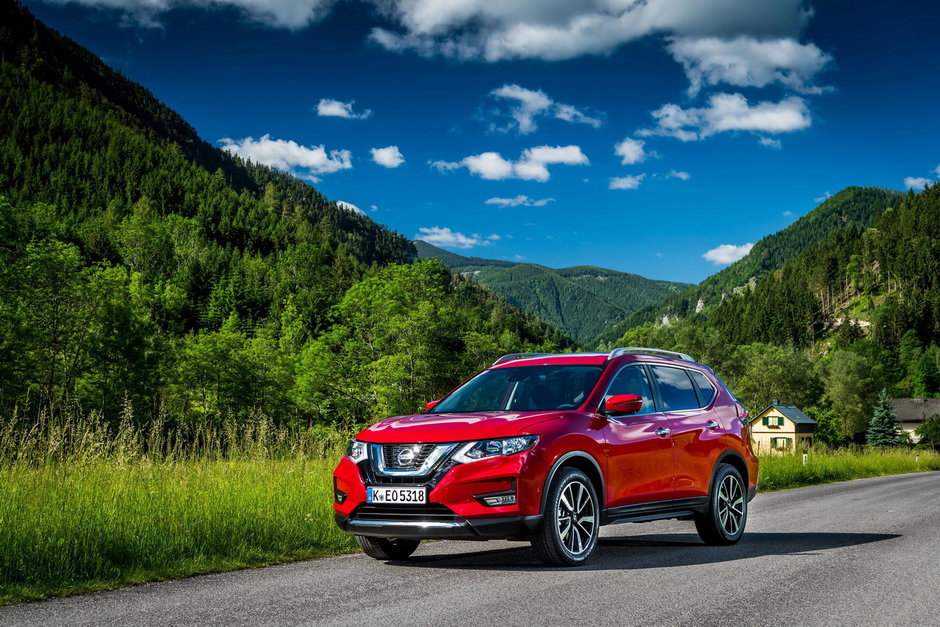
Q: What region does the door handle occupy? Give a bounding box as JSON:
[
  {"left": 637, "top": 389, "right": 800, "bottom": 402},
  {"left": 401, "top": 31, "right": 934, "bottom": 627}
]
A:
[
  {"left": 706, "top": 421, "right": 719, "bottom": 429},
  {"left": 655, "top": 427, "right": 671, "bottom": 436}
]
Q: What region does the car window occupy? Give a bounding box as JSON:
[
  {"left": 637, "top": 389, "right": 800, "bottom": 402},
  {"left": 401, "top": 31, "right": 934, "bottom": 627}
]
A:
[
  {"left": 650, "top": 365, "right": 699, "bottom": 411},
  {"left": 433, "top": 365, "right": 604, "bottom": 413},
  {"left": 604, "top": 365, "right": 655, "bottom": 414},
  {"left": 689, "top": 370, "right": 716, "bottom": 406}
]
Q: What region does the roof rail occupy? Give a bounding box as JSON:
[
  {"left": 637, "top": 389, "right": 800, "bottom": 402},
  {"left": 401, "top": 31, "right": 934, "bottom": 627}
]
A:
[
  {"left": 607, "top": 347, "right": 694, "bottom": 362},
  {"left": 492, "top": 353, "right": 553, "bottom": 366}
]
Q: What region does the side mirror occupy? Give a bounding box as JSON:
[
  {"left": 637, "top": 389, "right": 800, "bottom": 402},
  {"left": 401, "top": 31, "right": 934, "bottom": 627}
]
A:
[
  {"left": 424, "top": 400, "right": 440, "bottom": 412},
  {"left": 605, "top": 394, "right": 643, "bottom": 416}
]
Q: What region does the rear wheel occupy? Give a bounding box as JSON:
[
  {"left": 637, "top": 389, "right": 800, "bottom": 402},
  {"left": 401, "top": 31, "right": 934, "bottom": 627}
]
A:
[
  {"left": 695, "top": 463, "right": 747, "bottom": 545},
  {"left": 531, "top": 468, "right": 599, "bottom": 566},
  {"left": 355, "top": 536, "right": 421, "bottom": 560}
]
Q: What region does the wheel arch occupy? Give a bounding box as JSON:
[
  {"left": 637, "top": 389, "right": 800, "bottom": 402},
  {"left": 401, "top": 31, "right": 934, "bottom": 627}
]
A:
[
  {"left": 539, "top": 451, "right": 605, "bottom": 516},
  {"left": 712, "top": 449, "right": 748, "bottom": 493}
]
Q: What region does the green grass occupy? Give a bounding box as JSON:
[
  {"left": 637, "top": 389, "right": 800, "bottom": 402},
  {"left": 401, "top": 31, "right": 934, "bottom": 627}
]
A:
[
  {"left": 2, "top": 413, "right": 938, "bottom": 605},
  {"left": 757, "top": 448, "right": 940, "bottom": 492},
  {"left": 0, "top": 413, "right": 357, "bottom": 605}
]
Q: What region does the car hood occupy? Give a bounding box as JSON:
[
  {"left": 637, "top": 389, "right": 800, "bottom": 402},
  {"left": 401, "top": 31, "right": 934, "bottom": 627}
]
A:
[{"left": 357, "top": 410, "right": 562, "bottom": 444}]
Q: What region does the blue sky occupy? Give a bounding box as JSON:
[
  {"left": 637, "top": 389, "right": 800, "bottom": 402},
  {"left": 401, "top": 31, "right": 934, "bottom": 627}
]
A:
[{"left": 24, "top": 0, "right": 940, "bottom": 283}]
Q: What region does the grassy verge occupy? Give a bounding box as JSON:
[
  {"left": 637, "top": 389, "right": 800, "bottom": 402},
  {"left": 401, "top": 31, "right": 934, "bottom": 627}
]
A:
[
  {"left": 757, "top": 448, "right": 940, "bottom": 492},
  {"left": 0, "top": 413, "right": 358, "bottom": 605},
  {"left": 1, "top": 414, "right": 938, "bottom": 605}
]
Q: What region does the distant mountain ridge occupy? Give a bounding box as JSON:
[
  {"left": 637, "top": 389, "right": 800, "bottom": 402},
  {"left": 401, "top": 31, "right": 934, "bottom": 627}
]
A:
[
  {"left": 415, "top": 241, "right": 691, "bottom": 343},
  {"left": 597, "top": 186, "right": 903, "bottom": 345}
]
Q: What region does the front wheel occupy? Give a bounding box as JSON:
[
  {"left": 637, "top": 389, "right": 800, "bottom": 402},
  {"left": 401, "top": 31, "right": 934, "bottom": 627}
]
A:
[
  {"left": 695, "top": 463, "right": 747, "bottom": 545},
  {"left": 531, "top": 468, "right": 600, "bottom": 566},
  {"left": 355, "top": 536, "right": 421, "bottom": 560}
]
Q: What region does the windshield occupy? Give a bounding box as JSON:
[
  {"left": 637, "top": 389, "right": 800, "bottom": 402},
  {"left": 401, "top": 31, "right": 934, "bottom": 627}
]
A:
[{"left": 432, "top": 365, "right": 604, "bottom": 413}]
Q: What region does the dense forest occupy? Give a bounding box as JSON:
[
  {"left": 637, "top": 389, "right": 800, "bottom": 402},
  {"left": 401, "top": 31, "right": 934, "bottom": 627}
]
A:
[
  {"left": 612, "top": 186, "right": 940, "bottom": 442},
  {"left": 416, "top": 240, "right": 690, "bottom": 343},
  {"left": 0, "top": 0, "right": 571, "bottom": 429},
  {"left": 596, "top": 187, "right": 902, "bottom": 345}
]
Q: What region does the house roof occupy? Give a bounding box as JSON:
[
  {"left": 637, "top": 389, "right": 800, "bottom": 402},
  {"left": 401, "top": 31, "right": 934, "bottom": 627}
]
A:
[
  {"left": 891, "top": 398, "right": 940, "bottom": 423},
  {"left": 751, "top": 403, "right": 816, "bottom": 425}
]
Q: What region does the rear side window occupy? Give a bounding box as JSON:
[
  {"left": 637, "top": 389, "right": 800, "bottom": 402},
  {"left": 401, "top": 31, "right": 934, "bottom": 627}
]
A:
[
  {"left": 689, "top": 370, "right": 717, "bottom": 406},
  {"left": 604, "top": 365, "right": 655, "bottom": 414},
  {"left": 650, "top": 365, "right": 699, "bottom": 411}
]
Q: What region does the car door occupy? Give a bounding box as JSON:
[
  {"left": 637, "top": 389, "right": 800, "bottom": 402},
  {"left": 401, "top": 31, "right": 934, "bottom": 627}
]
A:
[
  {"left": 601, "top": 364, "right": 674, "bottom": 508},
  {"left": 649, "top": 365, "right": 718, "bottom": 501}
]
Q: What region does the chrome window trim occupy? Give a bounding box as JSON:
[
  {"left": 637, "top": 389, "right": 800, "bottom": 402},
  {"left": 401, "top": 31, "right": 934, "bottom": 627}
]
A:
[{"left": 370, "top": 443, "right": 457, "bottom": 477}]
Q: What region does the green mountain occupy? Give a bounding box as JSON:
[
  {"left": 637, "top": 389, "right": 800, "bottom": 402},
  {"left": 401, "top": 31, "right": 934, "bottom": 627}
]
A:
[
  {"left": 415, "top": 241, "right": 691, "bottom": 343},
  {"left": 596, "top": 186, "right": 902, "bottom": 345},
  {"left": 0, "top": 0, "right": 570, "bottom": 426}
]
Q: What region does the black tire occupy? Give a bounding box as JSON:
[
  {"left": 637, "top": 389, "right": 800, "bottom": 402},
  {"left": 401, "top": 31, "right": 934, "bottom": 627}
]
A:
[
  {"left": 354, "top": 536, "right": 421, "bottom": 560},
  {"left": 531, "top": 468, "right": 600, "bottom": 566},
  {"left": 695, "top": 463, "right": 747, "bottom": 545}
]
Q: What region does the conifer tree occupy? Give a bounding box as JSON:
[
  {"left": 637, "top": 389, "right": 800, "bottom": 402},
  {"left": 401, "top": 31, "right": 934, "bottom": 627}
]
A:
[{"left": 866, "top": 389, "right": 901, "bottom": 447}]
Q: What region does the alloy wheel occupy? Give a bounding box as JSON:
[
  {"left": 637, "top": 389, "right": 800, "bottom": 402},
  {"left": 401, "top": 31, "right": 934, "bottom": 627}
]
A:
[
  {"left": 556, "top": 479, "right": 596, "bottom": 556},
  {"left": 717, "top": 473, "right": 745, "bottom": 536}
]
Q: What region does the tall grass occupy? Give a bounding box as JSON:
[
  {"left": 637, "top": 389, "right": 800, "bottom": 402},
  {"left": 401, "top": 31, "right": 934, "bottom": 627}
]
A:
[
  {"left": 0, "top": 409, "right": 357, "bottom": 605},
  {"left": 757, "top": 447, "right": 940, "bottom": 491}
]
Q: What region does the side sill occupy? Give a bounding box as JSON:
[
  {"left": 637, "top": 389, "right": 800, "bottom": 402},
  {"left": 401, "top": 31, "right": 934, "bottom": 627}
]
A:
[{"left": 602, "top": 497, "right": 709, "bottom": 525}]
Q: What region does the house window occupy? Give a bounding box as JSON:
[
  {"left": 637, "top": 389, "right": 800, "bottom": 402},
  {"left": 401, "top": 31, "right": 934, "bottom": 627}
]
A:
[
  {"left": 762, "top": 416, "right": 785, "bottom": 427},
  {"left": 771, "top": 437, "right": 792, "bottom": 450}
]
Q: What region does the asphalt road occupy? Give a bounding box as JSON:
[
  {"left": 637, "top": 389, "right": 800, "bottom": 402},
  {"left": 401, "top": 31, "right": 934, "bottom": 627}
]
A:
[{"left": 3, "top": 472, "right": 939, "bottom": 626}]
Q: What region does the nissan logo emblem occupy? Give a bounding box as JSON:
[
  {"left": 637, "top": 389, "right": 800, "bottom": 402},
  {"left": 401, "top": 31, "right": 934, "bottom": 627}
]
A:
[{"left": 397, "top": 447, "right": 417, "bottom": 466}]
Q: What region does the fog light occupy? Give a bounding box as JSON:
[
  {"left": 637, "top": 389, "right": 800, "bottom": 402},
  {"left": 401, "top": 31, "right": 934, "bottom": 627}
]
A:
[
  {"left": 334, "top": 488, "right": 347, "bottom": 504},
  {"left": 482, "top": 494, "right": 516, "bottom": 506}
]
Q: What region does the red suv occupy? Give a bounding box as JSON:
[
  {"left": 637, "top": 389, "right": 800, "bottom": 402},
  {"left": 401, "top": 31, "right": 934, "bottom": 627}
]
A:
[{"left": 332, "top": 348, "right": 758, "bottom": 566}]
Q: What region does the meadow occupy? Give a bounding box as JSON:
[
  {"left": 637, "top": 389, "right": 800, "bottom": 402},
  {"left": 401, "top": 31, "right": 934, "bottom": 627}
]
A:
[{"left": 1, "top": 413, "right": 938, "bottom": 605}]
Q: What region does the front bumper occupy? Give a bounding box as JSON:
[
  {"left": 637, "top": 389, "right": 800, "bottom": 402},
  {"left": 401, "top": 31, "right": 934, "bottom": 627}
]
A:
[
  {"left": 334, "top": 512, "right": 542, "bottom": 540},
  {"left": 333, "top": 445, "right": 552, "bottom": 540}
]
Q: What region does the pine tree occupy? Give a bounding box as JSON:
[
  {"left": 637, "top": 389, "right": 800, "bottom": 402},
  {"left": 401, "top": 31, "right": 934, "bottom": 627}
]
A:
[{"left": 866, "top": 389, "right": 901, "bottom": 447}]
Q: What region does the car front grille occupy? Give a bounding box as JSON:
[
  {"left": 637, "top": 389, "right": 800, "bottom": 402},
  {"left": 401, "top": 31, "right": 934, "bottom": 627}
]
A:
[
  {"left": 353, "top": 503, "right": 460, "bottom": 523},
  {"left": 381, "top": 443, "right": 438, "bottom": 470}
]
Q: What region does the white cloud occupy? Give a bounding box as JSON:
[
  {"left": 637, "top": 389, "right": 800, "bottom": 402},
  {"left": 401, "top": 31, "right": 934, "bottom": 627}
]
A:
[
  {"left": 667, "top": 170, "right": 691, "bottom": 181},
  {"left": 415, "top": 226, "right": 490, "bottom": 249},
  {"left": 218, "top": 134, "right": 351, "bottom": 181},
  {"left": 610, "top": 174, "right": 646, "bottom": 190},
  {"left": 317, "top": 98, "right": 372, "bottom": 119},
  {"left": 489, "top": 84, "right": 601, "bottom": 134},
  {"left": 782, "top": 210, "right": 794, "bottom": 216},
  {"left": 336, "top": 200, "right": 364, "bottom": 215},
  {"left": 935, "top": 165, "right": 940, "bottom": 178},
  {"left": 814, "top": 191, "right": 832, "bottom": 203},
  {"left": 368, "top": 0, "right": 809, "bottom": 62},
  {"left": 667, "top": 36, "right": 831, "bottom": 96},
  {"left": 433, "top": 145, "right": 588, "bottom": 182},
  {"left": 614, "top": 138, "right": 648, "bottom": 165},
  {"left": 904, "top": 177, "right": 932, "bottom": 191},
  {"left": 369, "top": 204, "right": 379, "bottom": 212},
  {"left": 486, "top": 233, "right": 502, "bottom": 241},
  {"left": 758, "top": 137, "right": 783, "bottom": 149},
  {"left": 553, "top": 104, "right": 602, "bottom": 129},
  {"left": 371, "top": 145, "right": 405, "bottom": 168},
  {"left": 703, "top": 242, "right": 754, "bottom": 265},
  {"left": 485, "top": 195, "right": 555, "bottom": 207},
  {"left": 639, "top": 93, "right": 811, "bottom": 142}
]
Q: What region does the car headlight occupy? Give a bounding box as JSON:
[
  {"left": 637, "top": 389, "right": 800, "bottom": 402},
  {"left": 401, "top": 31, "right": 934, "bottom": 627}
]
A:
[
  {"left": 345, "top": 439, "right": 368, "bottom": 463},
  {"left": 452, "top": 436, "right": 538, "bottom": 463}
]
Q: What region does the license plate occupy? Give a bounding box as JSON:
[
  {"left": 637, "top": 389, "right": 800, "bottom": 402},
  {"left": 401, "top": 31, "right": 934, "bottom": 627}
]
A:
[{"left": 367, "top": 486, "right": 427, "bottom": 504}]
